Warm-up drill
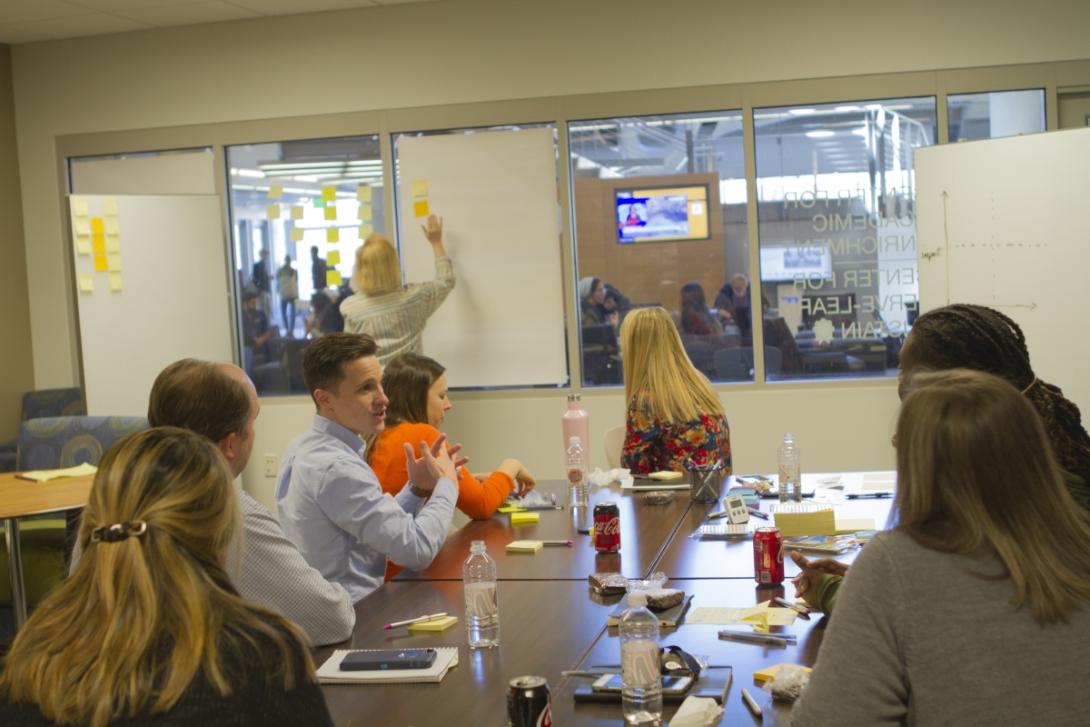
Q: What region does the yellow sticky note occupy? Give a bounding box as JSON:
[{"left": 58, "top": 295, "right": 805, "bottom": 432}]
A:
[
  {"left": 497, "top": 505, "right": 526, "bottom": 513},
  {"left": 105, "top": 217, "right": 119, "bottom": 235},
  {"left": 327, "top": 250, "right": 341, "bottom": 265},
  {"left": 291, "top": 205, "right": 304, "bottom": 220},
  {"left": 71, "top": 197, "right": 88, "bottom": 216},
  {"left": 357, "top": 185, "right": 372, "bottom": 202},
  {"left": 266, "top": 204, "right": 281, "bottom": 220},
  {"left": 93, "top": 253, "right": 108, "bottom": 272},
  {"left": 326, "top": 228, "right": 339, "bottom": 243},
  {"left": 91, "top": 217, "right": 104, "bottom": 234},
  {"left": 108, "top": 272, "right": 123, "bottom": 292},
  {"left": 358, "top": 205, "right": 372, "bottom": 222},
  {"left": 92, "top": 235, "right": 106, "bottom": 254},
  {"left": 510, "top": 512, "right": 539, "bottom": 526},
  {"left": 753, "top": 663, "right": 811, "bottom": 686},
  {"left": 326, "top": 270, "right": 342, "bottom": 287},
  {"left": 105, "top": 236, "right": 120, "bottom": 253},
  {"left": 412, "top": 199, "right": 429, "bottom": 218},
  {"left": 740, "top": 602, "right": 797, "bottom": 628},
  {"left": 359, "top": 223, "right": 373, "bottom": 237},
  {"left": 290, "top": 227, "right": 304, "bottom": 242},
  {"left": 649, "top": 470, "right": 683, "bottom": 481},
  {"left": 324, "top": 205, "right": 337, "bottom": 221},
  {"left": 506, "top": 540, "right": 544, "bottom": 553},
  {"left": 411, "top": 180, "right": 428, "bottom": 198},
  {"left": 75, "top": 218, "right": 90, "bottom": 236},
  {"left": 321, "top": 186, "right": 336, "bottom": 202},
  {"left": 773, "top": 508, "right": 837, "bottom": 538},
  {"left": 407, "top": 615, "right": 458, "bottom": 633},
  {"left": 75, "top": 236, "right": 91, "bottom": 255},
  {"left": 103, "top": 198, "right": 118, "bottom": 215},
  {"left": 267, "top": 184, "right": 283, "bottom": 199},
  {"left": 106, "top": 253, "right": 121, "bottom": 272},
  {"left": 77, "top": 273, "right": 94, "bottom": 293}
]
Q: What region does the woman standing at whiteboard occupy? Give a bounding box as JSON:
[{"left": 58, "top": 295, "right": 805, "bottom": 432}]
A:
[
  {"left": 340, "top": 214, "right": 455, "bottom": 366},
  {"left": 619, "top": 306, "right": 732, "bottom": 475}
]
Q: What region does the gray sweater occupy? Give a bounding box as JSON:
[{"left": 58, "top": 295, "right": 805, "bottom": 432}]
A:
[{"left": 792, "top": 529, "right": 1090, "bottom": 726}]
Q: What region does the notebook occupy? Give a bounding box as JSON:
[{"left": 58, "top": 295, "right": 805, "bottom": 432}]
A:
[
  {"left": 607, "top": 594, "right": 693, "bottom": 628},
  {"left": 783, "top": 534, "right": 857, "bottom": 554},
  {"left": 16, "top": 462, "right": 98, "bottom": 481},
  {"left": 316, "top": 647, "right": 459, "bottom": 684}
]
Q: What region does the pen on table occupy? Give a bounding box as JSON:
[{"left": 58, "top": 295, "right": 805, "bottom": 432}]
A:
[
  {"left": 772, "top": 596, "right": 811, "bottom": 620},
  {"left": 846, "top": 491, "right": 892, "bottom": 499},
  {"left": 707, "top": 509, "right": 729, "bottom": 520},
  {"left": 747, "top": 507, "right": 769, "bottom": 520},
  {"left": 542, "top": 539, "right": 573, "bottom": 547},
  {"left": 718, "top": 666, "right": 733, "bottom": 705},
  {"left": 383, "top": 612, "right": 447, "bottom": 630},
  {"left": 718, "top": 630, "right": 797, "bottom": 646},
  {"left": 741, "top": 687, "right": 763, "bottom": 719},
  {"left": 561, "top": 670, "right": 610, "bottom": 678}
]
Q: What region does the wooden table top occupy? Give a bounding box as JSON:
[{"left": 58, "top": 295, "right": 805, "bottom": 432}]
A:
[{"left": 0, "top": 472, "right": 95, "bottom": 519}]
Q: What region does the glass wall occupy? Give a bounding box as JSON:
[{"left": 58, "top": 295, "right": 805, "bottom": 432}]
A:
[
  {"left": 948, "top": 89, "right": 1045, "bottom": 142},
  {"left": 754, "top": 98, "right": 936, "bottom": 380},
  {"left": 568, "top": 110, "right": 749, "bottom": 386},
  {"left": 225, "top": 135, "right": 384, "bottom": 394}
]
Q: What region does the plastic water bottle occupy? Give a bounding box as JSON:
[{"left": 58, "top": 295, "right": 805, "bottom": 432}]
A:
[
  {"left": 566, "top": 436, "right": 588, "bottom": 506},
  {"left": 462, "top": 540, "right": 499, "bottom": 649},
  {"left": 778, "top": 433, "right": 802, "bottom": 503},
  {"left": 619, "top": 591, "right": 662, "bottom": 725},
  {"left": 562, "top": 393, "right": 591, "bottom": 470}
]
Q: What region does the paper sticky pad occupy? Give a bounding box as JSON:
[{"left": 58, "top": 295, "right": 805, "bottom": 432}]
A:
[
  {"left": 327, "top": 250, "right": 341, "bottom": 265},
  {"left": 105, "top": 236, "right": 120, "bottom": 253},
  {"left": 75, "top": 236, "right": 91, "bottom": 255},
  {"left": 106, "top": 253, "right": 122, "bottom": 272},
  {"left": 358, "top": 205, "right": 372, "bottom": 221},
  {"left": 108, "top": 273, "right": 123, "bottom": 292},
  {"left": 91, "top": 217, "right": 104, "bottom": 234},
  {"left": 649, "top": 471, "right": 683, "bottom": 481},
  {"left": 326, "top": 228, "right": 339, "bottom": 243},
  {"left": 104, "top": 217, "right": 119, "bottom": 235},
  {"left": 71, "top": 197, "right": 89, "bottom": 216},
  {"left": 103, "top": 198, "right": 118, "bottom": 215},
  {"left": 357, "top": 185, "right": 372, "bottom": 202},
  {"left": 324, "top": 206, "right": 337, "bottom": 221},
  {"left": 267, "top": 204, "right": 281, "bottom": 220},
  {"left": 506, "top": 540, "right": 544, "bottom": 553},
  {"left": 753, "top": 663, "right": 811, "bottom": 686},
  {"left": 322, "top": 186, "right": 336, "bottom": 202},
  {"left": 326, "top": 270, "right": 342, "bottom": 287},
  {"left": 774, "top": 509, "right": 838, "bottom": 537},
  {"left": 411, "top": 180, "right": 428, "bottom": 198},
  {"left": 510, "top": 512, "right": 539, "bottom": 526},
  {"left": 408, "top": 615, "right": 458, "bottom": 633},
  {"left": 77, "top": 273, "right": 94, "bottom": 293},
  {"left": 497, "top": 505, "right": 526, "bottom": 513},
  {"left": 290, "top": 227, "right": 304, "bottom": 242},
  {"left": 291, "top": 205, "right": 304, "bottom": 220},
  {"left": 313, "top": 197, "right": 325, "bottom": 208},
  {"left": 359, "top": 223, "right": 373, "bottom": 237},
  {"left": 267, "top": 184, "right": 283, "bottom": 199},
  {"left": 93, "top": 253, "right": 108, "bottom": 272},
  {"left": 75, "top": 218, "right": 90, "bottom": 236},
  {"left": 412, "top": 199, "right": 429, "bottom": 218},
  {"left": 835, "top": 517, "right": 876, "bottom": 534},
  {"left": 92, "top": 235, "right": 106, "bottom": 254}
]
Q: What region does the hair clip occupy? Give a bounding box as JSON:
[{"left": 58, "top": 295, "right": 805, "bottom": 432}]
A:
[{"left": 90, "top": 520, "right": 148, "bottom": 543}]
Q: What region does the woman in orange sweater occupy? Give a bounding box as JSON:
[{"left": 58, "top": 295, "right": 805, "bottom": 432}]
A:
[{"left": 370, "top": 353, "right": 535, "bottom": 522}]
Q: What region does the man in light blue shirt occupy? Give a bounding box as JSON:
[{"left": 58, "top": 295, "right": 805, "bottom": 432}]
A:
[{"left": 277, "top": 333, "right": 458, "bottom": 603}]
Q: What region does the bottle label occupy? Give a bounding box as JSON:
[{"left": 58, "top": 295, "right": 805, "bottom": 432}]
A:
[
  {"left": 567, "top": 468, "right": 584, "bottom": 486},
  {"left": 464, "top": 581, "right": 497, "bottom": 618},
  {"left": 621, "top": 640, "right": 660, "bottom": 685}
]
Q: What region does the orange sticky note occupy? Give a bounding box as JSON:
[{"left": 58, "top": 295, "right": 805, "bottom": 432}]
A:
[
  {"left": 327, "top": 250, "right": 341, "bottom": 265},
  {"left": 290, "top": 227, "right": 304, "bottom": 242},
  {"left": 412, "top": 199, "right": 429, "bottom": 218},
  {"left": 91, "top": 217, "right": 105, "bottom": 234},
  {"left": 326, "top": 270, "right": 342, "bottom": 287},
  {"left": 326, "top": 228, "right": 339, "bottom": 243},
  {"left": 267, "top": 204, "right": 281, "bottom": 220},
  {"left": 357, "top": 185, "right": 372, "bottom": 202},
  {"left": 291, "top": 205, "right": 304, "bottom": 220},
  {"left": 324, "top": 206, "right": 337, "bottom": 221},
  {"left": 322, "top": 186, "right": 336, "bottom": 202},
  {"left": 93, "top": 253, "right": 108, "bottom": 272}
]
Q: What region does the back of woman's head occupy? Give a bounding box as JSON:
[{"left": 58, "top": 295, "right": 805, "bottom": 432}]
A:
[
  {"left": 383, "top": 353, "right": 446, "bottom": 427},
  {"left": 1, "top": 427, "right": 311, "bottom": 726},
  {"left": 352, "top": 234, "right": 401, "bottom": 295},
  {"left": 904, "top": 303, "right": 1090, "bottom": 490},
  {"left": 620, "top": 307, "right": 722, "bottom": 422},
  {"left": 895, "top": 369, "right": 1090, "bottom": 624}
]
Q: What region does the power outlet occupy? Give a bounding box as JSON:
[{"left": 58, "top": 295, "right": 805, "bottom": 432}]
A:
[{"left": 263, "top": 454, "right": 278, "bottom": 478}]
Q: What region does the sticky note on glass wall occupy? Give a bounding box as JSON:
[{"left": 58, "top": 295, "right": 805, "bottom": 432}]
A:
[
  {"left": 327, "top": 250, "right": 341, "bottom": 265},
  {"left": 267, "top": 184, "right": 283, "bottom": 199},
  {"left": 357, "top": 185, "right": 372, "bottom": 202},
  {"left": 107, "top": 253, "right": 122, "bottom": 272},
  {"left": 92, "top": 235, "right": 106, "bottom": 254},
  {"left": 105, "top": 217, "right": 119, "bottom": 235},
  {"left": 326, "top": 270, "right": 342, "bottom": 287},
  {"left": 77, "top": 273, "right": 94, "bottom": 293},
  {"left": 108, "top": 272, "right": 123, "bottom": 292},
  {"left": 76, "top": 236, "right": 92, "bottom": 255},
  {"left": 105, "top": 236, "right": 120, "bottom": 253},
  {"left": 290, "top": 227, "right": 304, "bottom": 242},
  {"left": 322, "top": 186, "right": 336, "bottom": 202},
  {"left": 326, "top": 228, "right": 339, "bottom": 243},
  {"left": 103, "top": 198, "right": 118, "bottom": 215},
  {"left": 359, "top": 223, "right": 373, "bottom": 237},
  {"left": 267, "top": 204, "right": 281, "bottom": 220},
  {"left": 358, "top": 205, "right": 372, "bottom": 222},
  {"left": 324, "top": 206, "right": 337, "bottom": 221},
  {"left": 412, "top": 199, "right": 429, "bottom": 218},
  {"left": 75, "top": 218, "right": 90, "bottom": 236},
  {"left": 291, "top": 205, "right": 304, "bottom": 220},
  {"left": 72, "top": 197, "right": 89, "bottom": 216},
  {"left": 411, "top": 180, "right": 428, "bottom": 198},
  {"left": 93, "top": 253, "right": 108, "bottom": 272},
  {"left": 91, "top": 217, "right": 105, "bottom": 234},
  {"left": 313, "top": 197, "right": 325, "bottom": 208}
]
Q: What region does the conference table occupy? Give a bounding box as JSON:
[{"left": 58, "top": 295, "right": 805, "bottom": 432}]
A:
[
  {"left": 0, "top": 471, "right": 95, "bottom": 628},
  {"left": 320, "top": 472, "right": 895, "bottom": 725}
]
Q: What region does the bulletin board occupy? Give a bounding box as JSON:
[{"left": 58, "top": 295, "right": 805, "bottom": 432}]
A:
[
  {"left": 915, "top": 127, "right": 1090, "bottom": 415},
  {"left": 396, "top": 128, "right": 568, "bottom": 388},
  {"left": 67, "top": 194, "right": 233, "bottom": 416}
]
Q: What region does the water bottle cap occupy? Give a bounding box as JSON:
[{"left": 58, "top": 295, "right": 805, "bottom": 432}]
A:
[
  {"left": 569, "top": 436, "right": 582, "bottom": 447},
  {"left": 470, "top": 540, "right": 486, "bottom": 553},
  {"left": 783, "top": 432, "right": 795, "bottom": 442}
]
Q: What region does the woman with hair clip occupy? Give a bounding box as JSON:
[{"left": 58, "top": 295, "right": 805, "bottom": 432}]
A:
[
  {"left": 619, "top": 306, "right": 731, "bottom": 475},
  {"left": 340, "top": 213, "right": 455, "bottom": 366},
  {"left": 370, "top": 353, "right": 536, "bottom": 522},
  {"left": 791, "top": 370, "right": 1090, "bottom": 726},
  {"left": 0, "top": 427, "right": 331, "bottom": 726}
]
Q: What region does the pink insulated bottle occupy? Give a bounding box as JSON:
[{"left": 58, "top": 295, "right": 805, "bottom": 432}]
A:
[{"left": 562, "top": 393, "right": 591, "bottom": 471}]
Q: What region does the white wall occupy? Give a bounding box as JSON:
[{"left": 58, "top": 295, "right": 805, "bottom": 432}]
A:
[{"left": 9, "top": 0, "right": 1090, "bottom": 502}]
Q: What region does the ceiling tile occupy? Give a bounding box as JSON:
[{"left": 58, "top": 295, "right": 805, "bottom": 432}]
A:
[
  {"left": 0, "top": 0, "right": 87, "bottom": 24},
  {"left": 65, "top": 0, "right": 206, "bottom": 11},
  {"left": 226, "top": 0, "right": 376, "bottom": 15},
  {"left": 109, "top": 1, "right": 260, "bottom": 26},
  {"left": 0, "top": 13, "right": 150, "bottom": 43}
]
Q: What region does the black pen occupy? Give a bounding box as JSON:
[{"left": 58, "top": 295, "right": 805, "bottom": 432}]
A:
[
  {"left": 747, "top": 507, "right": 769, "bottom": 520},
  {"left": 846, "top": 492, "right": 892, "bottom": 500}
]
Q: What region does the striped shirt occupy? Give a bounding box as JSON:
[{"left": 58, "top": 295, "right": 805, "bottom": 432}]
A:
[{"left": 339, "top": 256, "right": 455, "bottom": 365}]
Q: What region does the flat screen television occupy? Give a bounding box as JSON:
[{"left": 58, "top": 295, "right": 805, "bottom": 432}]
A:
[
  {"left": 615, "top": 184, "right": 711, "bottom": 243},
  {"left": 759, "top": 245, "right": 833, "bottom": 282}
]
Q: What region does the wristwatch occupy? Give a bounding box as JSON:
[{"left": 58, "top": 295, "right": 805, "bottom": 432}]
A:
[{"left": 409, "top": 482, "right": 430, "bottom": 498}]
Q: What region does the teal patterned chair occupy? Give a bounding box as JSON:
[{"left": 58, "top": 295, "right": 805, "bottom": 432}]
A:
[
  {"left": 0, "top": 388, "right": 85, "bottom": 473},
  {"left": 1, "top": 415, "right": 146, "bottom": 608}
]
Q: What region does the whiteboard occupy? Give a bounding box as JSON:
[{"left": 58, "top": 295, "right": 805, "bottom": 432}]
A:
[
  {"left": 68, "top": 194, "right": 233, "bottom": 416},
  {"left": 915, "top": 127, "right": 1090, "bottom": 414},
  {"left": 396, "top": 128, "right": 568, "bottom": 388}
]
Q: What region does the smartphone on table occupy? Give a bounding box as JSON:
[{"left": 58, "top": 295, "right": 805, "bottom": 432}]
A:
[
  {"left": 339, "top": 648, "right": 437, "bottom": 671},
  {"left": 591, "top": 673, "right": 693, "bottom": 695}
]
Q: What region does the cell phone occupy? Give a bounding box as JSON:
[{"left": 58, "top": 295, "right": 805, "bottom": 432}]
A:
[
  {"left": 592, "top": 673, "right": 693, "bottom": 695},
  {"left": 339, "top": 648, "right": 437, "bottom": 671}
]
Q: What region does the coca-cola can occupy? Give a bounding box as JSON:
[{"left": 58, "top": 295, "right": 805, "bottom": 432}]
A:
[
  {"left": 507, "top": 675, "right": 552, "bottom": 727},
  {"left": 753, "top": 527, "right": 784, "bottom": 584},
  {"left": 593, "top": 501, "right": 621, "bottom": 552}
]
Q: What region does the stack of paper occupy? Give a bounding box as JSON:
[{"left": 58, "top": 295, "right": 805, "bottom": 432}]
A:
[
  {"left": 317, "top": 647, "right": 459, "bottom": 684},
  {"left": 16, "top": 462, "right": 98, "bottom": 481},
  {"left": 686, "top": 602, "right": 798, "bottom": 627}
]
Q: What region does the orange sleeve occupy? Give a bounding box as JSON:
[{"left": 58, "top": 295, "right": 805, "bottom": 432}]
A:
[
  {"left": 369, "top": 423, "right": 439, "bottom": 496},
  {"left": 456, "top": 466, "right": 515, "bottom": 520}
]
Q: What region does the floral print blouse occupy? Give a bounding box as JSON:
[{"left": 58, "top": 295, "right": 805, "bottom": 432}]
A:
[{"left": 621, "top": 396, "right": 732, "bottom": 475}]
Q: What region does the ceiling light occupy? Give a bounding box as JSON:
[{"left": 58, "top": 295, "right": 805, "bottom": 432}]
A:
[
  {"left": 789, "top": 108, "right": 817, "bottom": 116},
  {"left": 805, "top": 130, "right": 835, "bottom": 138}
]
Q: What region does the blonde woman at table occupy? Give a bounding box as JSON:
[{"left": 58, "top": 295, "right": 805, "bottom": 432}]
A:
[
  {"left": 619, "top": 306, "right": 731, "bottom": 475},
  {"left": 791, "top": 370, "right": 1090, "bottom": 727},
  {"left": 340, "top": 214, "right": 455, "bottom": 366},
  {"left": 0, "top": 427, "right": 332, "bottom": 727}
]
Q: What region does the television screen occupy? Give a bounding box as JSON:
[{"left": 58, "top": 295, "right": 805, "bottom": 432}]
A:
[
  {"left": 760, "top": 245, "right": 833, "bottom": 282},
  {"left": 615, "top": 185, "right": 711, "bottom": 243}
]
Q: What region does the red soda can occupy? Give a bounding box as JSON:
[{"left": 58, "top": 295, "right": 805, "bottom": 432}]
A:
[
  {"left": 753, "top": 527, "right": 784, "bottom": 584},
  {"left": 593, "top": 502, "right": 621, "bottom": 552},
  {"left": 507, "top": 675, "right": 552, "bottom": 727}
]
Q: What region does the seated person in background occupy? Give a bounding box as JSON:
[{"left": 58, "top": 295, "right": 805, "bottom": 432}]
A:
[
  {"left": 619, "top": 307, "right": 732, "bottom": 475},
  {"left": 579, "top": 276, "right": 608, "bottom": 326},
  {"left": 679, "top": 282, "right": 723, "bottom": 336},
  {"left": 340, "top": 214, "right": 455, "bottom": 367},
  {"left": 791, "top": 302, "right": 1090, "bottom": 614},
  {"left": 242, "top": 290, "right": 276, "bottom": 367},
  {"left": 714, "top": 273, "right": 752, "bottom": 341},
  {"left": 0, "top": 428, "right": 332, "bottom": 726},
  {"left": 792, "top": 370, "right": 1090, "bottom": 726},
  {"left": 277, "top": 333, "right": 459, "bottom": 603},
  {"left": 603, "top": 283, "right": 631, "bottom": 328}
]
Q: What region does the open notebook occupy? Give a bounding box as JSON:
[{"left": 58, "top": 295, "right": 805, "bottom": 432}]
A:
[{"left": 317, "top": 647, "right": 459, "bottom": 684}]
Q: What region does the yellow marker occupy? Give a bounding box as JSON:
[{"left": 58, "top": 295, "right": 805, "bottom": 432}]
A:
[
  {"left": 322, "top": 186, "right": 336, "bottom": 202},
  {"left": 291, "top": 205, "right": 304, "bottom": 220},
  {"left": 91, "top": 217, "right": 105, "bottom": 234},
  {"left": 324, "top": 205, "right": 337, "bottom": 221},
  {"left": 359, "top": 223, "right": 373, "bottom": 237},
  {"left": 77, "top": 273, "right": 94, "bottom": 293},
  {"left": 72, "top": 197, "right": 89, "bottom": 216},
  {"left": 268, "top": 184, "right": 283, "bottom": 199},
  {"left": 326, "top": 228, "right": 339, "bottom": 243},
  {"left": 290, "top": 227, "right": 304, "bottom": 242},
  {"left": 357, "top": 185, "right": 372, "bottom": 202},
  {"left": 108, "top": 272, "right": 123, "bottom": 292},
  {"left": 411, "top": 180, "right": 428, "bottom": 198},
  {"left": 103, "top": 197, "right": 118, "bottom": 215},
  {"left": 412, "top": 199, "right": 429, "bottom": 218},
  {"left": 358, "top": 205, "right": 372, "bottom": 222},
  {"left": 327, "top": 250, "right": 341, "bottom": 265},
  {"left": 267, "top": 204, "right": 281, "bottom": 220},
  {"left": 93, "top": 253, "right": 108, "bottom": 272},
  {"left": 326, "top": 270, "right": 342, "bottom": 287}
]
